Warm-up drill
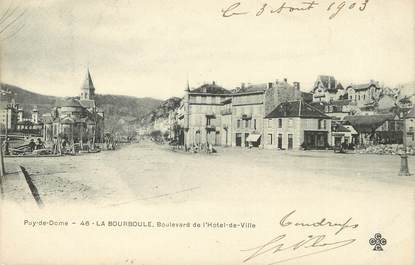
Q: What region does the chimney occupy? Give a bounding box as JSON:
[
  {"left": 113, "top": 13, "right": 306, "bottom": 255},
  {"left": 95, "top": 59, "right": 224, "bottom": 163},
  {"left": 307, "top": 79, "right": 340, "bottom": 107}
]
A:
[
  {"left": 284, "top": 78, "right": 288, "bottom": 83},
  {"left": 293, "top": 82, "right": 300, "bottom": 90},
  {"left": 212, "top": 81, "right": 216, "bottom": 85},
  {"left": 241, "top": 82, "right": 245, "bottom": 89}
]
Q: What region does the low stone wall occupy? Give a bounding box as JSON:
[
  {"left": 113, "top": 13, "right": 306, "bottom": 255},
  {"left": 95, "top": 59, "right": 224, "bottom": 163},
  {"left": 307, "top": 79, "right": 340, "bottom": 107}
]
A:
[{"left": 356, "top": 144, "right": 415, "bottom": 155}]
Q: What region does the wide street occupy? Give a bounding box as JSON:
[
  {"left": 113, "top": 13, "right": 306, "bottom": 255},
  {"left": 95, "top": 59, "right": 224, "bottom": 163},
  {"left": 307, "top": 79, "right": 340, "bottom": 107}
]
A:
[
  {"left": 1, "top": 140, "right": 414, "bottom": 265},
  {"left": 1, "top": 140, "right": 414, "bottom": 206}
]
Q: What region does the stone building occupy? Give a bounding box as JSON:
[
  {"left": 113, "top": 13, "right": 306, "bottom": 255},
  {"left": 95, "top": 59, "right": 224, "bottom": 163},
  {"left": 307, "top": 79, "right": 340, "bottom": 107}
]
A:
[
  {"left": 0, "top": 88, "right": 18, "bottom": 133},
  {"left": 311, "top": 75, "right": 344, "bottom": 102},
  {"left": 230, "top": 79, "right": 302, "bottom": 148},
  {"left": 345, "top": 80, "right": 382, "bottom": 108},
  {"left": 264, "top": 100, "right": 332, "bottom": 150},
  {"left": 176, "top": 81, "right": 231, "bottom": 148},
  {"left": 43, "top": 70, "right": 104, "bottom": 144}
]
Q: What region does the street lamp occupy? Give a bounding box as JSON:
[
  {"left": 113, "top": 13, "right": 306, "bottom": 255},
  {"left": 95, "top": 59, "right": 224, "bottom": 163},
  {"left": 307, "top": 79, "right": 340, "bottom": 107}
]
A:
[{"left": 399, "top": 109, "right": 410, "bottom": 176}]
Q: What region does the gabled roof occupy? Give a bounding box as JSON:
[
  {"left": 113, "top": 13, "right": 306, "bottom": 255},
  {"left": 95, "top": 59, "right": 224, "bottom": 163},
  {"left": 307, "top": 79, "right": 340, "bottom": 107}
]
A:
[
  {"left": 190, "top": 82, "right": 230, "bottom": 95},
  {"left": 343, "top": 114, "right": 395, "bottom": 133},
  {"left": 59, "top": 98, "right": 83, "bottom": 108},
  {"left": 346, "top": 80, "right": 380, "bottom": 91},
  {"left": 82, "top": 69, "right": 95, "bottom": 91},
  {"left": 313, "top": 75, "right": 337, "bottom": 92},
  {"left": 79, "top": 99, "right": 95, "bottom": 109},
  {"left": 265, "top": 100, "right": 330, "bottom": 119},
  {"left": 332, "top": 122, "right": 351, "bottom": 133},
  {"left": 236, "top": 83, "right": 268, "bottom": 94}
]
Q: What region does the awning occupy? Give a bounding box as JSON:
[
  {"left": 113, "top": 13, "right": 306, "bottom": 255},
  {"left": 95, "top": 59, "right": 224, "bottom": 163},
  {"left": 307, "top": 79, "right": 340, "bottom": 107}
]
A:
[{"left": 246, "top": 134, "right": 261, "bottom": 142}]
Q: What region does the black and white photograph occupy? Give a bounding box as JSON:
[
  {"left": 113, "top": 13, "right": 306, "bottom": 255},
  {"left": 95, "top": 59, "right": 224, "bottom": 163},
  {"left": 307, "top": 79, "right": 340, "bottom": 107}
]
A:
[{"left": 0, "top": 0, "right": 414, "bottom": 264}]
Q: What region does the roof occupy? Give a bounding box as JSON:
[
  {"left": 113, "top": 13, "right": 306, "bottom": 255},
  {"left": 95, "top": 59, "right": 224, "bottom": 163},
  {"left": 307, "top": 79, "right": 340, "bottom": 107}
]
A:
[
  {"left": 313, "top": 75, "right": 337, "bottom": 92},
  {"left": 236, "top": 83, "right": 268, "bottom": 94},
  {"left": 309, "top": 99, "right": 351, "bottom": 112},
  {"left": 190, "top": 82, "right": 230, "bottom": 95},
  {"left": 347, "top": 80, "right": 380, "bottom": 91},
  {"left": 332, "top": 122, "right": 351, "bottom": 133},
  {"left": 58, "top": 98, "right": 83, "bottom": 108},
  {"left": 82, "top": 69, "right": 95, "bottom": 91},
  {"left": 265, "top": 100, "right": 330, "bottom": 119},
  {"left": 343, "top": 114, "right": 395, "bottom": 133},
  {"left": 79, "top": 99, "right": 95, "bottom": 109}
]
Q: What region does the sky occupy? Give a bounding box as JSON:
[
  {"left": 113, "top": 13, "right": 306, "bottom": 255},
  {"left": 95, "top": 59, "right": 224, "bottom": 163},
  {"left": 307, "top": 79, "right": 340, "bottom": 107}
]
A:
[{"left": 0, "top": 0, "right": 414, "bottom": 100}]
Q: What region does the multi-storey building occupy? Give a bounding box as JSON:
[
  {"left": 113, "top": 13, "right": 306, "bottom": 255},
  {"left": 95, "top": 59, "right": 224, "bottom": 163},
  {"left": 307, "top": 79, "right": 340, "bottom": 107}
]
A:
[
  {"left": 345, "top": 80, "right": 382, "bottom": 108},
  {"left": 311, "top": 75, "right": 344, "bottom": 102},
  {"left": 0, "top": 88, "right": 18, "bottom": 133},
  {"left": 230, "top": 79, "right": 302, "bottom": 148},
  {"left": 265, "top": 100, "right": 332, "bottom": 150},
  {"left": 176, "top": 81, "right": 231, "bottom": 148}
]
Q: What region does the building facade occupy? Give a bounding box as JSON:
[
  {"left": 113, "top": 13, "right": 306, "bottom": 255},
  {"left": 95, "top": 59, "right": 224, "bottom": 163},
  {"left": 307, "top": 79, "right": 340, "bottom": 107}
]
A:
[
  {"left": 43, "top": 70, "right": 104, "bottom": 144},
  {"left": 0, "top": 89, "right": 18, "bottom": 133},
  {"left": 311, "top": 75, "right": 344, "bottom": 102},
  {"left": 230, "top": 79, "right": 302, "bottom": 148},
  {"left": 265, "top": 101, "right": 332, "bottom": 150},
  {"left": 176, "top": 82, "right": 231, "bottom": 148},
  {"left": 345, "top": 80, "right": 382, "bottom": 108}
]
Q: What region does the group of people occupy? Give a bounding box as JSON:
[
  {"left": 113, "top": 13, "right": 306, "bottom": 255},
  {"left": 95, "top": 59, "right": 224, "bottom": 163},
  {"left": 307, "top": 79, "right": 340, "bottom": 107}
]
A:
[{"left": 28, "top": 138, "right": 45, "bottom": 152}]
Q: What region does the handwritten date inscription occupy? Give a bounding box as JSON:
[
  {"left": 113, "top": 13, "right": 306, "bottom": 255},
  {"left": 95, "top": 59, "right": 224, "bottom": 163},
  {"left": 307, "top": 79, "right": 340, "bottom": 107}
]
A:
[{"left": 221, "top": 0, "right": 370, "bottom": 19}]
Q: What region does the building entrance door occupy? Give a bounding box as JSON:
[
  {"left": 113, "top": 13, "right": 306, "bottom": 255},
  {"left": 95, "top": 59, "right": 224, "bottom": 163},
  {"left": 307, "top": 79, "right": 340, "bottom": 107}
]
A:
[
  {"left": 278, "top": 134, "right": 282, "bottom": 149},
  {"left": 236, "top": 133, "right": 242, "bottom": 147},
  {"left": 288, "top": 134, "right": 293, "bottom": 150}
]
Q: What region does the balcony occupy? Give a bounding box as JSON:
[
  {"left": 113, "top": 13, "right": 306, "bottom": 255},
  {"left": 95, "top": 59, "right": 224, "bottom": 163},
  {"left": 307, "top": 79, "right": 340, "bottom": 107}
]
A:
[
  {"left": 205, "top": 112, "right": 216, "bottom": 118},
  {"left": 241, "top": 114, "right": 252, "bottom": 120},
  {"left": 221, "top": 109, "right": 232, "bottom": 115}
]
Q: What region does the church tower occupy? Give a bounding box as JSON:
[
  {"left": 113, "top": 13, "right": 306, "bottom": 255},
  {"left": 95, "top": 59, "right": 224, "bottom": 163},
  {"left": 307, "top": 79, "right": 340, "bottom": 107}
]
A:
[{"left": 80, "top": 69, "right": 95, "bottom": 100}]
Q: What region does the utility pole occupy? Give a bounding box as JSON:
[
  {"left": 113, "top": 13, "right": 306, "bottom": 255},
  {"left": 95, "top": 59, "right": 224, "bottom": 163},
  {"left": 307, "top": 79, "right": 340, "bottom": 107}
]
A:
[{"left": 399, "top": 109, "right": 410, "bottom": 176}]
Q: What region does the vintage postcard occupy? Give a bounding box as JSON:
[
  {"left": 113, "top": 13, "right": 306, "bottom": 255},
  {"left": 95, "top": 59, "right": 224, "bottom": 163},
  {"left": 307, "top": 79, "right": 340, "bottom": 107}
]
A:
[{"left": 0, "top": 0, "right": 414, "bottom": 264}]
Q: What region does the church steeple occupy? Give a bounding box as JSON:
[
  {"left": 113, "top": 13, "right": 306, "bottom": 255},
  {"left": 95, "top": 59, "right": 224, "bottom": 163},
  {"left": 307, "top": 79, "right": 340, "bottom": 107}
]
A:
[{"left": 81, "top": 69, "right": 95, "bottom": 100}]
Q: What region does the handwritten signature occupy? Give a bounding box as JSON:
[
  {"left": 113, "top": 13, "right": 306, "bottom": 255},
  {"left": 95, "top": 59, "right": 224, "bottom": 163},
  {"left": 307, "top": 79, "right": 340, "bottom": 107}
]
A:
[
  {"left": 241, "top": 234, "right": 356, "bottom": 264},
  {"left": 221, "top": 0, "right": 370, "bottom": 19},
  {"left": 240, "top": 210, "right": 358, "bottom": 264}
]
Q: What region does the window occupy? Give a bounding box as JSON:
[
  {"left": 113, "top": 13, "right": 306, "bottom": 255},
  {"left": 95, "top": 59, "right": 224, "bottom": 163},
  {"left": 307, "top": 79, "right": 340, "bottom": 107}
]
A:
[
  {"left": 288, "top": 118, "right": 293, "bottom": 127},
  {"left": 318, "top": 119, "right": 326, "bottom": 129},
  {"left": 358, "top": 95, "right": 361, "bottom": 100},
  {"left": 349, "top": 95, "right": 352, "bottom": 100},
  {"left": 253, "top": 119, "right": 257, "bottom": 130},
  {"left": 201, "top": 96, "right": 206, "bottom": 104},
  {"left": 237, "top": 120, "right": 241, "bottom": 128},
  {"left": 278, "top": 118, "right": 282, "bottom": 128},
  {"left": 363, "top": 94, "right": 366, "bottom": 100},
  {"left": 206, "top": 118, "right": 211, "bottom": 126},
  {"left": 267, "top": 133, "right": 273, "bottom": 145}
]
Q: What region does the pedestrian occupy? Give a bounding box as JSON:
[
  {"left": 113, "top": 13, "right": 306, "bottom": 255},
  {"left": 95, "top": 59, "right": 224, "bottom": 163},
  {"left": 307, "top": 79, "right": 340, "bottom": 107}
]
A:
[
  {"left": 28, "top": 139, "right": 36, "bottom": 152},
  {"left": 36, "top": 138, "right": 44, "bottom": 150},
  {"left": 61, "top": 138, "right": 67, "bottom": 153},
  {"left": 4, "top": 138, "right": 10, "bottom": 155}
]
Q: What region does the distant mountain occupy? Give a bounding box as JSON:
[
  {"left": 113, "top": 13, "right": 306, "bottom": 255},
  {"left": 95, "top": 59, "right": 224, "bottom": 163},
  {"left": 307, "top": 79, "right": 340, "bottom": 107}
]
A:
[
  {"left": 1, "top": 83, "right": 58, "bottom": 115},
  {"left": 0, "top": 83, "right": 163, "bottom": 133}
]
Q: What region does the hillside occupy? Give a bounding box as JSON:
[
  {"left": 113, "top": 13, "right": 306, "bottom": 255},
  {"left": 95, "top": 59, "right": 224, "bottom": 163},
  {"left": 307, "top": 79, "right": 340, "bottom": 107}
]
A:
[
  {"left": 1, "top": 83, "right": 58, "bottom": 115},
  {"left": 0, "top": 83, "right": 163, "bottom": 133},
  {"left": 140, "top": 97, "right": 182, "bottom": 125}
]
